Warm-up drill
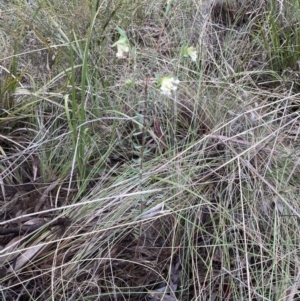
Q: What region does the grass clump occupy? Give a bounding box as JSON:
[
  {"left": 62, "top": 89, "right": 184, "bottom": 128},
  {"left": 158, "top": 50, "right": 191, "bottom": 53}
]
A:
[{"left": 1, "top": 0, "right": 300, "bottom": 300}]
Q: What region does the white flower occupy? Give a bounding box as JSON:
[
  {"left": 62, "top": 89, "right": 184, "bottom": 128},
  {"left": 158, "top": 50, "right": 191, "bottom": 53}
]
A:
[
  {"left": 125, "top": 79, "right": 135, "bottom": 88},
  {"left": 112, "top": 37, "right": 129, "bottom": 59},
  {"left": 181, "top": 45, "right": 197, "bottom": 62},
  {"left": 186, "top": 46, "right": 197, "bottom": 62},
  {"left": 158, "top": 76, "right": 180, "bottom": 96}
]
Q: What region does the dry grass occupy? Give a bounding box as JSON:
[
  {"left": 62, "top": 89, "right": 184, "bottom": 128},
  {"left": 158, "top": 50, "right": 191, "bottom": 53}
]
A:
[{"left": 1, "top": 0, "right": 300, "bottom": 300}]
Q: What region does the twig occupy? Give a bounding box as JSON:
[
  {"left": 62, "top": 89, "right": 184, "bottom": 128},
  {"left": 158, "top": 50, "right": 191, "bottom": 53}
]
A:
[{"left": 0, "top": 218, "right": 70, "bottom": 235}]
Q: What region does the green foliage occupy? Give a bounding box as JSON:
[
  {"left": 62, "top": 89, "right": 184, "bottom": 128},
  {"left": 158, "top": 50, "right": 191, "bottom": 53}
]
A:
[
  {"left": 1, "top": 0, "right": 300, "bottom": 300},
  {"left": 259, "top": 0, "right": 300, "bottom": 73}
]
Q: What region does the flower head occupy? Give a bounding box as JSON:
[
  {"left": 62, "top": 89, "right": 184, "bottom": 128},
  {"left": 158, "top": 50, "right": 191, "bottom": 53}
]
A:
[
  {"left": 112, "top": 27, "right": 129, "bottom": 59},
  {"left": 181, "top": 46, "right": 197, "bottom": 62},
  {"left": 112, "top": 38, "right": 129, "bottom": 58},
  {"left": 158, "top": 76, "right": 180, "bottom": 97}
]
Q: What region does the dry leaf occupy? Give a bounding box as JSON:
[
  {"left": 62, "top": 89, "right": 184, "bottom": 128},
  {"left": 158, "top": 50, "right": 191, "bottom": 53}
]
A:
[
  {"left": 8, "top": 244, "right": 43, "bottom": 272},
  {"left": 0, "top": 236, "right": 23, "bottom": 265},
  {"left": 23, "top": 218, "right": 47, "bottom": 226},
  {"left": 6, "top": 231, "right": 52, "bottom": 274},
  {"left": 0, "top": 174, "right": 6, "bottom": 203},
  {"left": 32, "top": 155, "right": 39, "bottom": 181}
]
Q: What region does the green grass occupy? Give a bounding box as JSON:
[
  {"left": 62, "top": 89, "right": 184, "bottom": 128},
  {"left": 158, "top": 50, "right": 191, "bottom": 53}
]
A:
[{"left": 1, "top": 0, "right": 300, "bottom": 300}]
